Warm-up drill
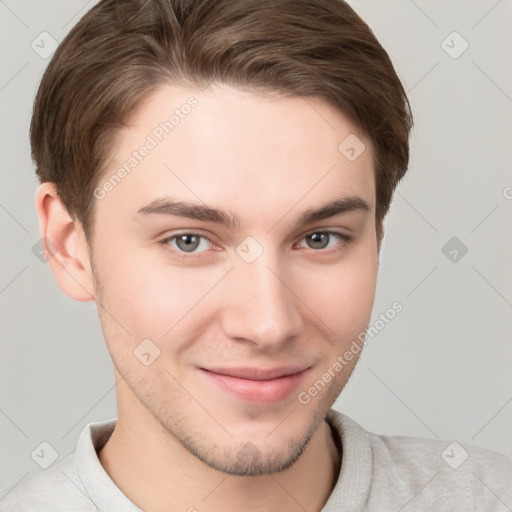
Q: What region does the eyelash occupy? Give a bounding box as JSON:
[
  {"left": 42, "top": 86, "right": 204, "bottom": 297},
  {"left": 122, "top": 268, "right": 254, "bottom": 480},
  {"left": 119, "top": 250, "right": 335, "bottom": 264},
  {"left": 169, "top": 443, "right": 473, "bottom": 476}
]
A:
[{"left": 158, "top": 230, "right": 354, "bottom": 258}]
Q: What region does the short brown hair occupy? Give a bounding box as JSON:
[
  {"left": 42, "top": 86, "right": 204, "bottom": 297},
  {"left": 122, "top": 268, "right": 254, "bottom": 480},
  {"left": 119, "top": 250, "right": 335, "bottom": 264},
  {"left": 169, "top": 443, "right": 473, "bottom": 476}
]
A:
[{"left": 31, "top": 0, "right": 412, "bottom": 247}]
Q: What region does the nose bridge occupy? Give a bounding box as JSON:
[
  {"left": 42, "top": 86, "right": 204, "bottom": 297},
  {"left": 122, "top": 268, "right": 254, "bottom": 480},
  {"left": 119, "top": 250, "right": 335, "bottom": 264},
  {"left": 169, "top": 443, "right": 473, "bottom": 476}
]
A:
[{"left": 223, "top": 247, "right": 303, "bottom": 347}]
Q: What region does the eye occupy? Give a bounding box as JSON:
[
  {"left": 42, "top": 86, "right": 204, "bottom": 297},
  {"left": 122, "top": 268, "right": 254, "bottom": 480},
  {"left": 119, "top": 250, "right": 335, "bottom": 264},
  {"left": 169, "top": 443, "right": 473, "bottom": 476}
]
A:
[
  {"left": 159, "top": 230, "right": 353, "bottom": 258},
  {"left": 297, "top": 231, "right": 353, "bottom": 251},
  {"left": 161, "top": 233, "right": 213, "bottom": 254}
]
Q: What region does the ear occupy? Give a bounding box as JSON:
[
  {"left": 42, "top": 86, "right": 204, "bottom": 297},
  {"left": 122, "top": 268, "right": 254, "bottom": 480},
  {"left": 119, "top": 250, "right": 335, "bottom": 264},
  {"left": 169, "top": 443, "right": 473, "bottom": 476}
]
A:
[{"left": 35, "top": 182, "right": 95, "bottom": 302}]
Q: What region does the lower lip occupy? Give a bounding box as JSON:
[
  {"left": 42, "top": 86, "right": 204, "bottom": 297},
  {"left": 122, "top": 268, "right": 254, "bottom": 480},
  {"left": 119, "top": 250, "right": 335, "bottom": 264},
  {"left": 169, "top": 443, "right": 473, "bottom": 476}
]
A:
[{"left": 200, "top": 368, "right": 309, "bottom": 405}]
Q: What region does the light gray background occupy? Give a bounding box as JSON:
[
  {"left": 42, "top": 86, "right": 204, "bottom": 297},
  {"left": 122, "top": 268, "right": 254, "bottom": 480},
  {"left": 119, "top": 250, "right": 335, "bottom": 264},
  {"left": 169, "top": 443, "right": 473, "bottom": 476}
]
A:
[{"left": 1, "top": 0, "right": 511, "bottom": 496}]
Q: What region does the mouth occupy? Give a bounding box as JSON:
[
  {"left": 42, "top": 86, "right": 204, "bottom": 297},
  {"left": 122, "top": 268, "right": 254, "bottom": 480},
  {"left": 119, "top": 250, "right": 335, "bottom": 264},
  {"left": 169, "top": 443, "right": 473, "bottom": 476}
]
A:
[{"left": 199, "top": 365, "right": 310, "bottom": 405}]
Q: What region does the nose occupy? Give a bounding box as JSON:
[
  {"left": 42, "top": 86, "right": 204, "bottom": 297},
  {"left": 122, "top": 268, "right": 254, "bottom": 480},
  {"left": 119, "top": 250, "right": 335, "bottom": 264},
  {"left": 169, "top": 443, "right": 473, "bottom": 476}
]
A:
[{"left": 220, "top": 250, "right": 303, "bottom": 350}]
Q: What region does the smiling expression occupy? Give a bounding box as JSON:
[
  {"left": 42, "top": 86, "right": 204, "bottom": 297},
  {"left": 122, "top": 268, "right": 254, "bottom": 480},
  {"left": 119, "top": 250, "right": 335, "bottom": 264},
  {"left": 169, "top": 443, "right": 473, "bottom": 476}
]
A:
[{"left": 88, "top": 82, "right": 379, "bottom": 475}]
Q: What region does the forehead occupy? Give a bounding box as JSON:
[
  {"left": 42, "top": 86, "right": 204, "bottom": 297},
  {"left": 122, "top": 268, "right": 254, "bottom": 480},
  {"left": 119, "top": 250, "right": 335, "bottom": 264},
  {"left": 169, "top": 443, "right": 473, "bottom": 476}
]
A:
[{"left": 95, "top": 83, "right": 375, "bottom": 229}]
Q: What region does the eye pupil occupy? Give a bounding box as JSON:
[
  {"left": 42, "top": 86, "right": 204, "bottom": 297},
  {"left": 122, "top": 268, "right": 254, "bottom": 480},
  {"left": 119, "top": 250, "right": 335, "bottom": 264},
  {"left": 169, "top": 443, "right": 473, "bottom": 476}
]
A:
[
  {"left": 176, "top": 234, "right": 200, "bottom": 252},
  {"left": 307, "top": 232, "right": 329, "bottom": 249}
]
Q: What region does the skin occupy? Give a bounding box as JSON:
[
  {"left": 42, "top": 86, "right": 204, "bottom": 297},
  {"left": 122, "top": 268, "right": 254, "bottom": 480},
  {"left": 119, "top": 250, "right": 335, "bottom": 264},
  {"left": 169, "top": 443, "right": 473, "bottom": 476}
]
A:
[{"left": 36, "top": 83, "right": 379, "bottom": 511}]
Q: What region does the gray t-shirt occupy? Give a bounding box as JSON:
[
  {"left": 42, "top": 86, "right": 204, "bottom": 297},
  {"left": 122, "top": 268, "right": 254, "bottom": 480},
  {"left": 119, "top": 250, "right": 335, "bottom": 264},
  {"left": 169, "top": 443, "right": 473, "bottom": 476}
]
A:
[{"left": 1, "top": 409, "right": 511, "bottom": 511}]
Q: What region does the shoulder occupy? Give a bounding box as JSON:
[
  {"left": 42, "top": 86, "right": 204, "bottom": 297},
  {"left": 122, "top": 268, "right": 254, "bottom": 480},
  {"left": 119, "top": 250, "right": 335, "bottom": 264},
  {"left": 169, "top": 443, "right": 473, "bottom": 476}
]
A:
[
  {"left": 327, "top": 409, "right": 512, "bottom": 510},
  {"left": 370, "top": 432, "right": 512, "bottom": 508},
  {"left": 370, "top": 428, "right": 512, "bottom": 476},
  {"left": 369, "top": 426, "right": 512, "bottom": 509},
  {"left": 0, "top": 454, "right": 95, "bottom": 512}
]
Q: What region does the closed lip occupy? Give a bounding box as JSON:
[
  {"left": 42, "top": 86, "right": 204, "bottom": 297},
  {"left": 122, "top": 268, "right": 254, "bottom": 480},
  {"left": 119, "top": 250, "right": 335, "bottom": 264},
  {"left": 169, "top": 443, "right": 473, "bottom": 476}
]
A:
[{"left": 200, "top": 366, "right": 310, "bottom": 381}]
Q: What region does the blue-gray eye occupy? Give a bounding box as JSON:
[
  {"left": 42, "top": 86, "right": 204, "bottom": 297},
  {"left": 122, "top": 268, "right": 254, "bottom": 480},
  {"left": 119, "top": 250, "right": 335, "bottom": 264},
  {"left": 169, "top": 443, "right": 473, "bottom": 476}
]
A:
[
  {"left": 299, "top": 231, "right": 349, "bottom": 250},
  {"left": 167, "top": 234, "right": 212, "bottom": 253}
]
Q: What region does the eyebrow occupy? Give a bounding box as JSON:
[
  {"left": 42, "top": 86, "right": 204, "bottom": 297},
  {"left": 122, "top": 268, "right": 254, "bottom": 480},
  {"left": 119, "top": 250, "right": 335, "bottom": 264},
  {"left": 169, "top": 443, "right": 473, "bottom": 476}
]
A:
[{"left": 134, "top": 195, "right": 370, "bottom": 230}]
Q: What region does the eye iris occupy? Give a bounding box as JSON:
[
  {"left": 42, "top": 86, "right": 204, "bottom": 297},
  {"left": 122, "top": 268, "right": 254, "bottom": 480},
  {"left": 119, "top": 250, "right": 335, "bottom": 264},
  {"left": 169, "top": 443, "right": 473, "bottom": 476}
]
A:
[
  {"left": 307, "top": 232, "right": 329, "bottom": 249},
  {"left": 176, "top": 234, "right": 200, "bottom": 252}
]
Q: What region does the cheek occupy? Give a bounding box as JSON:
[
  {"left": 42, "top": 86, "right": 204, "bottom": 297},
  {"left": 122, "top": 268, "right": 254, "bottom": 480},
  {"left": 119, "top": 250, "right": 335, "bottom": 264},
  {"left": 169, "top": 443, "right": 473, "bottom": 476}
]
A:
[
  {"left": 308, "top": 250, "right": 378, "bottom": 340},
  {"left": 295, "top": 254, "right": 377, "bottom": 403},
  {"left": 97, "top": 245, "right": 227, "bottom": 339}
]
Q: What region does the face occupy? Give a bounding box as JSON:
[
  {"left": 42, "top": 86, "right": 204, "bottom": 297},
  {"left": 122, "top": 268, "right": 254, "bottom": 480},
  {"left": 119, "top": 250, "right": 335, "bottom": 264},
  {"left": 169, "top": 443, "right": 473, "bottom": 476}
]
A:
[{"left": 89, "top": 83, "right": 378, "bottom": 475}]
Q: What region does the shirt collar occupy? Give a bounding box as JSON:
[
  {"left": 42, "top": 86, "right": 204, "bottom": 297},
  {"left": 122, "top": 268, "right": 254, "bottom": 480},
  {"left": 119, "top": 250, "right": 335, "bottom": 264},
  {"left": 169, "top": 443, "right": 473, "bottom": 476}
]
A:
[
  {"left": 321, "top": 409, "right": 373, "bottom": 511},
  {"left": 74, "top": 417, "right": 142, "bottom": 511}
]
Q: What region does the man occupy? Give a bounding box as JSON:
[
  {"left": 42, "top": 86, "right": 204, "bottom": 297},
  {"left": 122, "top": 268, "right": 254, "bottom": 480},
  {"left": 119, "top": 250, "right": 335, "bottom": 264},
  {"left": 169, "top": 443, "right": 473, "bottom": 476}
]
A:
[{"left": 1, "top": 0, "right": 510, "bottom": 510}]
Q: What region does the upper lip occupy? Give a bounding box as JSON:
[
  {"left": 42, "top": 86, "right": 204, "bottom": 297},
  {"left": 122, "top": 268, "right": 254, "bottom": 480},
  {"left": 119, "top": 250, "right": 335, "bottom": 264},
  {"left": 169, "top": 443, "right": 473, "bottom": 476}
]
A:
[{"left": 201, "top": 366, "right": 310, "bottom": 381}]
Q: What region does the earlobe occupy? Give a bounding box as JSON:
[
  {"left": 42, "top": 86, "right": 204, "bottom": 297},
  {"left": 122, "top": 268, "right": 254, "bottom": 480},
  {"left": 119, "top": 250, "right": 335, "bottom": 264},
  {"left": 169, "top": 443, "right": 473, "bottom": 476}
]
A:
[{"left": 35, "top": 182, "right": 95, "bottom": 302}]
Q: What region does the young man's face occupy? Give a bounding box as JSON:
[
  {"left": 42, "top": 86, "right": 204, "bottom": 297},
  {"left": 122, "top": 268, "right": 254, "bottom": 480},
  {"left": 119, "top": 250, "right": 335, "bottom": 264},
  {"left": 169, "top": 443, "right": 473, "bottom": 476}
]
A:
[{"left": 88, "top": 84, "right": 378, "bottom": 475}]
